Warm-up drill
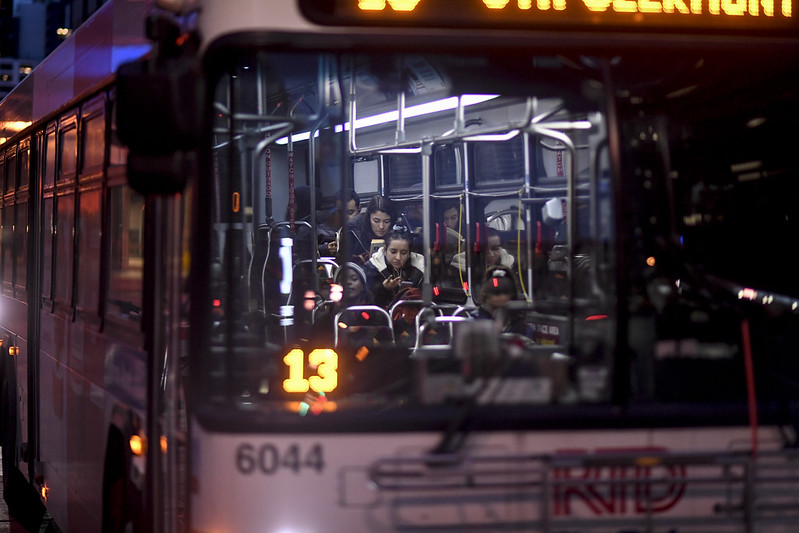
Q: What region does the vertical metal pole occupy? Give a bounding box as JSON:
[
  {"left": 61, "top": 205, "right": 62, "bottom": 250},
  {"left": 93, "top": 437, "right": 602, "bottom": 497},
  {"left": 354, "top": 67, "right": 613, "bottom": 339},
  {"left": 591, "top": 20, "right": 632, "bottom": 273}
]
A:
[
  {"left": 565, "top": 135, "right": 577, "bottom": 353},
  {"left": 533, "top": 126, "right": 576, "bottom": 349},
  {"left": 589, "top": 136, "right": 605, "bottom": 299},
  {"left": 253, "top": 61, "right": 267, "bottom": 226},
  {"left": 309, "top": 125, "right": 319, "bottom": 293},
  {"left": 396, "top": 92, "right": 406, "bottom": 145},
  {"left": 422, "top": 142, "right": 433, "bottom": 306},
  {"left": 287, "top": 134, "right": 295, "bottom": 230},
  {"left": 455, "top": 95, "right": 465, "bottom": 134},
  {"left": 348, "top": 69, "right": 358, "bottom": 154},
  {"left": 523, "top": 131, "right": 533, "bottom": 303},
  {"left": 463, "top": 142, "right": 474, "bottom": 306}
]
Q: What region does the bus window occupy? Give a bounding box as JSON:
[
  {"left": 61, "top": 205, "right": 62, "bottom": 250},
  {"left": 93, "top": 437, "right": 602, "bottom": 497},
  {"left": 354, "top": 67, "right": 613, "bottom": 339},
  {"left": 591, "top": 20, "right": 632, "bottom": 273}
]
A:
[
  {"left": 5, "top": 146, "right": 16, "bottom": 194},
  {"left": 77, "top": 187, "right": 101, "bottom": 316},
  {"left": 433, "top": 144, "right": 460, "bottom": 189},
  {"left": 54, "top": 192, "right": 75, "bottom": 308},
  {"left": 18, "top": 140, "right": 29, "bottom": 190},
  {"left": 42, "top": 126, "right": 56, "bottom": 306},
  {"left": 14, "top": 200, "right": 26, "bottom": 297},
  {"left": 2, "top": 205, "right": 13, "bottom": 294},
  {"left": 107, "top": 186, "right": 143, "bottom": 323},
  {"left": 82, "top": 101, "right": 105, "bottom": 174},
  {"left": 108, "top": 95, "right": 128, "bottom": 168},
  {"left": 59, "top": 124, "right": 78, "bottom": 180},
  {"left": 42, "top": 194, "right": 54, "bottom": 304},
  {"left": 44, "top": 127, "right": 56, "bottom": 188},
  {"left": 384, "top": 153, "right": 421, "bottom": 193},
  {"left": 353, "top": 158, "right": 378, "bottom": 198},
  {"left": 470, "top": 135, "right": 526, "bottom": 188}
]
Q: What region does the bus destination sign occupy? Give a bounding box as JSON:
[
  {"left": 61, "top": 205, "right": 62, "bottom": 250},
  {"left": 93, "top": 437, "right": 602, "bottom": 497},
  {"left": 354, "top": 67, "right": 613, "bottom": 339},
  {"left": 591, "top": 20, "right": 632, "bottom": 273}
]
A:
[{"left": 300, "top": 0, "right": 796, "bottom": 34}]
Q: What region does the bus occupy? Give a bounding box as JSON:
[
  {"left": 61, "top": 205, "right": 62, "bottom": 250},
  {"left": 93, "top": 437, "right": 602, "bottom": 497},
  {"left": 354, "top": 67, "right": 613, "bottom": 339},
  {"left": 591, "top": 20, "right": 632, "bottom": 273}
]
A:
[{"left": 1, "top": 0, "right": 799, "bottom": 531}]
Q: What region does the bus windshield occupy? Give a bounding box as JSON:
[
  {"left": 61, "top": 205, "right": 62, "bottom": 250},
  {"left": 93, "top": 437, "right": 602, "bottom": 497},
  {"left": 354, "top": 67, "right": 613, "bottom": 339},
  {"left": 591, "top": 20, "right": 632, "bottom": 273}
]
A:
[
  {"left": 199, "top": 43, "right": 799, "bottom": 427},
  {"left": 200, "top": 48, "right": 613, "bottom": 421}
]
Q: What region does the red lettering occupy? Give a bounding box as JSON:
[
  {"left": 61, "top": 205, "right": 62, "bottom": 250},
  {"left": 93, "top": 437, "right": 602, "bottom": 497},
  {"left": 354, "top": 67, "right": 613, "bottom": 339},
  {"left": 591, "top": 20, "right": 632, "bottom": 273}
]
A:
[{"left": 553, "top": 447, "right": 686, "bottom": 517}]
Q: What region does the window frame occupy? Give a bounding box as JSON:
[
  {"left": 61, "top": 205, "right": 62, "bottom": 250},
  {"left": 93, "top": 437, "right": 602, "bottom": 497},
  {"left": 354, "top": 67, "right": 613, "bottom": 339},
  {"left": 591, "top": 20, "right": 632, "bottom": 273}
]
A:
[
  {"left": 73, "top": 95, "right": 108, "bottom": 328},
  {"left": 13, "top": 138, "right": 31, "bottom": 300},
  {"left": 53, "top": 113, "right": 79, "bottom": 317},
  {"left": 58, "top": 114, "right": 79, "bottom": 185},
  {"left": 1, "top": 144, "right": 18, "bottom": 297},
  {"left": 41, "top": 123, "right": 58, "bottom": 311},
  {"left": 80, "top": 94, "right": 107, "bottom": 179}
]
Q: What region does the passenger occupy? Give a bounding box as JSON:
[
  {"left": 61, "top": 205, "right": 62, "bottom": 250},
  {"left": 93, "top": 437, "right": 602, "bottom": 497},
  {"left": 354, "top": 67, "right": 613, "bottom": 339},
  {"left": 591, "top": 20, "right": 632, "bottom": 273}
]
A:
[
  {"left": 364, "top": 230, "right": 424, "bottom": 309},
  {"left": 334, "top": 261, "right": 373, "bottom": 307},
  {"left": 484, "top": 228, "right": 516, "bottom": 271},
  {"left": 318, "top": 189, "right": 361, "bottom": 257},
  {"left": 441, "top": 201, "right": 462, "bottom": 234},
  {"left": 470, "top": 265, "right": 533, "bottom": 338},
  {"left": 339, "top": 188, "right": 361, "bottom": 223},
  {"left": 438, "top": 201, "right": 466, "bottom": 266},
  {"left": 451, "top": 227, "right": 515, "bottom": 275},
  {"left": 313, "top": 262, "right": 377, "bottom": 346},
  {"left": 341, "top": 194, "right": 397, "bottom": 264}
]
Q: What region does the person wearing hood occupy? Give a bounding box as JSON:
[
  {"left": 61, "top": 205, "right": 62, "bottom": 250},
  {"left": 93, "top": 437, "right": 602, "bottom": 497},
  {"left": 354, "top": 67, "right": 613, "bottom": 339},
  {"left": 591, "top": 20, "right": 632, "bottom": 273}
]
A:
[
  {"left": 334, "top": 261, "right": 372, "bottom": 307},
  {"left": 470, "top": 264, "right": 534, "bottom": 339},
  {"left": 313, "top": 262, "right": 375, "bottom": 346},
  {"left": 363, "top": 230, "right": 424, "bottom": 309}
]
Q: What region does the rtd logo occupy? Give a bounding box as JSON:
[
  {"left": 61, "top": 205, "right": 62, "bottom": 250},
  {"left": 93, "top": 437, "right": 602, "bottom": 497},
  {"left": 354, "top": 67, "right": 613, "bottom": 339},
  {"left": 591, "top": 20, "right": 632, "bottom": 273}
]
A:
[{"left": 553, "top": 447, "right": 686, "bottom": 516}]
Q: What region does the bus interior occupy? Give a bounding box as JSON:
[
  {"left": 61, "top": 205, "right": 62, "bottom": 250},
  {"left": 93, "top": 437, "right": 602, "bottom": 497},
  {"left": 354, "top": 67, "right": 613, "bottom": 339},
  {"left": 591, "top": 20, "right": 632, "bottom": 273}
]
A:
[{"left": 198, "top": 45, "right": 799, "bottom": 428}]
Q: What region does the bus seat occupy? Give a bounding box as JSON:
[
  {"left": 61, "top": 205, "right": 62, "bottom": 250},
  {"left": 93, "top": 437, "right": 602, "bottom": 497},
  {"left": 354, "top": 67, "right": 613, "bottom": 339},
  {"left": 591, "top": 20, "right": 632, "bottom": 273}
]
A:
[
  {"left": 412, "top": 315, "right": 471, "bottom": 353},
  {"left": 389, "top": 299, "right": 426, "bottom": 348},
  {"left": 334, "top": 305, "right": 395, "bottom": 350},
  {"left": 486, "top": 207, "right": 522, "bottom": 232},
  {"left": 261, "top": 220, "right": 313, "bottom": 316}
]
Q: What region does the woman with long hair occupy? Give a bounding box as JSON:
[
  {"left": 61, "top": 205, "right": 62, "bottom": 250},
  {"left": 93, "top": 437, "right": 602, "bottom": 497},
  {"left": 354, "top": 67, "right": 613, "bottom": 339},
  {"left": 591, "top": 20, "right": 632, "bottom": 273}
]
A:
[
  {"left": 341, "top": 195, "right": 397, "bottom": 264},
  {"left": 363, "top": 230, "right": 424, "bottom": 309}
]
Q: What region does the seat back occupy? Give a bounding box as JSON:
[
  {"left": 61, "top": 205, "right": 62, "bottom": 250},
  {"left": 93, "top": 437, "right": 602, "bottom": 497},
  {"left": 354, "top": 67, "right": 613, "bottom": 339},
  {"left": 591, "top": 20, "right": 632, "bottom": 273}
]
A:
[{"left": 334, "top": 305, "right": 395, "bottom": 349}]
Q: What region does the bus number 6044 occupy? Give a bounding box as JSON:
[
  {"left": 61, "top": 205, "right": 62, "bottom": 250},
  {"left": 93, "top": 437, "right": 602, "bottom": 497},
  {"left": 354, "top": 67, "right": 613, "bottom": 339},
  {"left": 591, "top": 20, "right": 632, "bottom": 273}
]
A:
[{"left": 236, "top": 443, "right": 325, "bottom": 475}]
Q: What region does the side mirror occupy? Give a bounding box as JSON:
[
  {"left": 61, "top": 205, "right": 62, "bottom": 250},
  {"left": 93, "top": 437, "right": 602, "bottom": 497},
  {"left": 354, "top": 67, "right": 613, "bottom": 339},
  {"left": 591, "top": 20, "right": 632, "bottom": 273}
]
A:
[
  {"left": 116, "top": 55, "right": 202, "bottom": 154},
  {"left": 115, "top": 14, "right": 203, "bottom": 195}
]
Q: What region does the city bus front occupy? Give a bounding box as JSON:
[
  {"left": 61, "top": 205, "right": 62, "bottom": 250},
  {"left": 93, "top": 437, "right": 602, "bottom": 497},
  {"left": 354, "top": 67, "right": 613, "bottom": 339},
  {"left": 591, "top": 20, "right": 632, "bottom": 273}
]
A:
[
  {"left": 190, "top": 31, "right": 622, "bottom": 533},
  {"left": 179, "top": 2, "right": 799, "bottom": 533}
]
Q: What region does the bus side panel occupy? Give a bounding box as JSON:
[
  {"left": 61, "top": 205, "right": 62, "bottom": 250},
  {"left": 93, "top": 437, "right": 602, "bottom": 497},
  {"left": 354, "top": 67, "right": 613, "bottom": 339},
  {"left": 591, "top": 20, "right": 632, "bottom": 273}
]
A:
[
  {"left": 0, "top": 297, "right": 29, "bottom": 470},
  {"left": 37, "top": 311, "right": 70, "bottom": 528},
  {"left": 190, "top": 424, "right": 790, "bottom": 532},
  {"left": 64, "top": 325, "right": 110, "bottom": 531},
  {"left": 37, "top": 284, "right": 148, "bottom": 533}
]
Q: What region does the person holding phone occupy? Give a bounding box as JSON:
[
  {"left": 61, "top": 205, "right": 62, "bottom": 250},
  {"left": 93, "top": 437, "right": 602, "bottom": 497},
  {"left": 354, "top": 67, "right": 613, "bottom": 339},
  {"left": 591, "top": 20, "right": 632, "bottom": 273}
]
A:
[
  {"left": 363, "top": 230, "right": 424, "bottom": 309},
  {"left": 340, "top": 194, "right": 396, "bottom": 265}
]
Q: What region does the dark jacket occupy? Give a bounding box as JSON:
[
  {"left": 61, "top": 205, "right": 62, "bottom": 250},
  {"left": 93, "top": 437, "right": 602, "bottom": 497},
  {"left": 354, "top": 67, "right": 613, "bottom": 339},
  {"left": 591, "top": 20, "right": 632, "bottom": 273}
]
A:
[
  {"left": 341, "top": 213, "right": 380, "bottom": 264},
  {"left": 363, "top": 248, "right": 425, "bottom": 309},
  {"left": 316, "top": 216, "right": 339, "bottom": 257}
]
